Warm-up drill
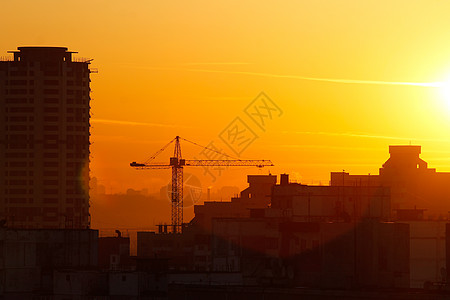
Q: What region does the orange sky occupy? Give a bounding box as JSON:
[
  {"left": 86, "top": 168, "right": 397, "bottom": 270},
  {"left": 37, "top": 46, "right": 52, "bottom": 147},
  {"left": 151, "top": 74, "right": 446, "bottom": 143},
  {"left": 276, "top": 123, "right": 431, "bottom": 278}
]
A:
[{"left": 2, "top": 0, "right": 450, "bottom": 195}]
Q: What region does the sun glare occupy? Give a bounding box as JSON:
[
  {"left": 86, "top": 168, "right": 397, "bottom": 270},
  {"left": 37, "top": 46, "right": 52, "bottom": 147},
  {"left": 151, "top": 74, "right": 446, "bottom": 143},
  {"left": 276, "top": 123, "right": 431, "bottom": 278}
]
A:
[{"left": 438, "top": 79, "right": 450, "bottom": 111}]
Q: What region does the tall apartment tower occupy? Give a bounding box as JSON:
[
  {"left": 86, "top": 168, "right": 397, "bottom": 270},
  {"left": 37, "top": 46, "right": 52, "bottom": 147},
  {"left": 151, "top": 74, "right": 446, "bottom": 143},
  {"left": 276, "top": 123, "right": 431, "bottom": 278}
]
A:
[{"left": 0, "top": 47, "right": 92, "bottom": 229}]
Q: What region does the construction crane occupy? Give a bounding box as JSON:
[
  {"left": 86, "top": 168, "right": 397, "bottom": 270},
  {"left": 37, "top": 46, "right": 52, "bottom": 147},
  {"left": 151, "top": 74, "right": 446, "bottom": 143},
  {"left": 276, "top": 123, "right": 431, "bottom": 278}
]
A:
[{"left": 130, "top": 136, "right": 273, "bottom": 233}]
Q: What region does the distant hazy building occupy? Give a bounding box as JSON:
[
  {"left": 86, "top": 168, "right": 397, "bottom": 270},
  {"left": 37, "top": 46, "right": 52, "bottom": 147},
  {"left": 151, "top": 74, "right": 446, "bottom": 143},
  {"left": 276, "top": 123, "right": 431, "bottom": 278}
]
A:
[{"left": 0, "top": 47, "right": 92, "bottom": 228}]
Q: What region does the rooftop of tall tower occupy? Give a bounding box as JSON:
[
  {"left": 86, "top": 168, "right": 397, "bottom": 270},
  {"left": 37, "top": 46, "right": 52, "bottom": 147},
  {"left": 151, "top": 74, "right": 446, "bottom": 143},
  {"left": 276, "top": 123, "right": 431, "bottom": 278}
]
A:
[
  {"left": 5, "top": 46, "right": 91, "bottom": 63},
  {"left": 16, "top": 46, "right": 71, "bottom": 52}
]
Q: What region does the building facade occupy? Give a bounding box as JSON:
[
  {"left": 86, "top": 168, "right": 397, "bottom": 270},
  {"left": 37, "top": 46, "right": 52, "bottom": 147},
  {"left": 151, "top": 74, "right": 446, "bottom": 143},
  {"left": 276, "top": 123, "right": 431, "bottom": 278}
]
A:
[
  {"left": 272, "top": 174, "right": 391, "bottom": 222},
  {"left": 0, "top": 47, "right": 92, "bottom": 228},
  {"left": 330, "top": 145, "right": 450, "bottom": 288}
]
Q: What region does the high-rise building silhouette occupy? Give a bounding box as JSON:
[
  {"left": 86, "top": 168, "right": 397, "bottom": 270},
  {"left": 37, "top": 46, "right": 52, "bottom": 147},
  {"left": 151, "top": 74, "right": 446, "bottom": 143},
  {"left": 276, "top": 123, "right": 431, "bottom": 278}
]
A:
[{"left": 0, "top": 47, "right": 92, "bottom": 228}]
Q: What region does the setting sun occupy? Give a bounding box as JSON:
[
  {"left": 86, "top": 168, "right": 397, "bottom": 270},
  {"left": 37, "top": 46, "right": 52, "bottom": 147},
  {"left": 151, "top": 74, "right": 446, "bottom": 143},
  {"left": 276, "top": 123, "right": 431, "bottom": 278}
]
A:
[{"left": 438, "top": 79, "right": 450, "bottom": 110}]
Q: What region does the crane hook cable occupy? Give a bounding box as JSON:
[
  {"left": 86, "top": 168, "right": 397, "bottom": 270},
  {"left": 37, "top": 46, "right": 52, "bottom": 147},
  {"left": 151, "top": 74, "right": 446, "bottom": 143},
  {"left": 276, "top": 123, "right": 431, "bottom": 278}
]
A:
[
  {"left": 179, "top": 136, "right": 243, "bottom": 161},
  {"left": 143, "top": 137, "right": 176, "bottom": 164}
]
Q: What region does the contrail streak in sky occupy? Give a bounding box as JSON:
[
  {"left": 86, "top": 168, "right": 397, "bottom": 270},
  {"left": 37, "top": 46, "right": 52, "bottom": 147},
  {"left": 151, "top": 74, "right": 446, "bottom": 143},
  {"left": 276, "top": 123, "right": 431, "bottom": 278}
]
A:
[
  {"left": 180, "top": 68, "right": 442, "bottom": 87},
  {"left": 183, "top": 62, "right": 252, "bottom": 66},
  {"left": 127, "top": 65, "right": 444, "bottom": 88},
  {"left": 278, "top": 130, "right": 450, "bottom": 143},
  {"left": 91, "top": 118, "right": 176, "bottom": 128}
]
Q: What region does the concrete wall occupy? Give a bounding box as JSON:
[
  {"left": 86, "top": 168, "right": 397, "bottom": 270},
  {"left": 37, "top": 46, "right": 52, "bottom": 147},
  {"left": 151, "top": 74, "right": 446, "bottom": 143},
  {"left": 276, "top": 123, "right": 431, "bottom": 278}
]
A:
[
  {"left": 408, "top": 221, "right": 446, "bottom": 288},
  {"left": 109, "top": 272, "right": 140, "bottom": 296},
  {"left": 211, "top": 218, "right": 409, "bottom": 289},
  {"left": 0, "top": 228, "right": 98, "bottom": 297},
  {"left": 168, "top": 273, "right": 243, "bottom": 286},
  {"left": 53, "top": 270, "right": 107, "bottom": 298}
]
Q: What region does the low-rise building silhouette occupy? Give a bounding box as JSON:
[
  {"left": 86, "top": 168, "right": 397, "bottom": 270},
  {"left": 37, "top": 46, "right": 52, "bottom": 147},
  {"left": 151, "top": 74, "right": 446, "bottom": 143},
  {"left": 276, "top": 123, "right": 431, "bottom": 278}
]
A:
[{"left": 137, "top": 171, "right": 408, "bottom": 289}]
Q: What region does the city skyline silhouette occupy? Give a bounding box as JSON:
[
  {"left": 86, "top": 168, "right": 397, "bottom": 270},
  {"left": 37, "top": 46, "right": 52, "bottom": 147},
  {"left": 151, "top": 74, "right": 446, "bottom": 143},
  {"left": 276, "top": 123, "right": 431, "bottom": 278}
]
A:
[{"left": 2, "top": 1, "right": 450, "bottom": 298}]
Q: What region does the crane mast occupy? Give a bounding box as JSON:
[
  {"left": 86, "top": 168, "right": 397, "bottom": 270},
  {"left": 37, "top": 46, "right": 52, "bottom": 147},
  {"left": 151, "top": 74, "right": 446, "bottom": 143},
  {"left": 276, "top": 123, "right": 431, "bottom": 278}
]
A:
[
  {"left": 130, "top": 136, "right": 273, "bottom": 234},
  {"left": 170, "top": 136, "right": 183, "bottom": 233}
]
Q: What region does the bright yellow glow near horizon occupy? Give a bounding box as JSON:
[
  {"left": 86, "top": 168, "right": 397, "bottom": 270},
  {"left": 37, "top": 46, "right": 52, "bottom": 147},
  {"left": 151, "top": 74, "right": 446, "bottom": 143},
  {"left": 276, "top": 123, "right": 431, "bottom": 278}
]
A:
[{"left": 438, "top": 80, "right": 450, "bottom": 111}]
